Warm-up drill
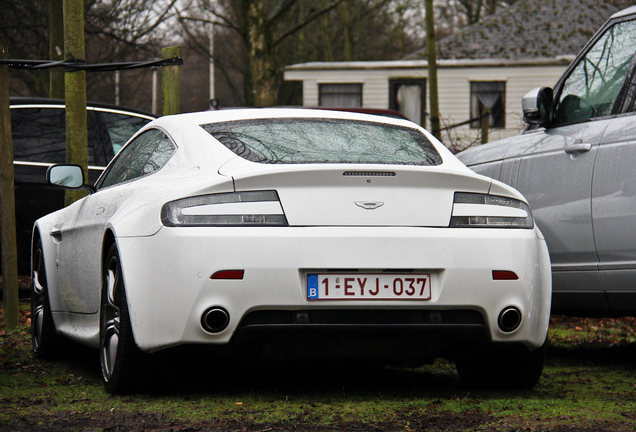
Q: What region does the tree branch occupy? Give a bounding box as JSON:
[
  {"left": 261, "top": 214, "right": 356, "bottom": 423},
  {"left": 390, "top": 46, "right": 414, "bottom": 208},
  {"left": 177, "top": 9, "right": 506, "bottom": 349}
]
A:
[{"left": 273, "top": 0, "right": 345, "bottom": 47}]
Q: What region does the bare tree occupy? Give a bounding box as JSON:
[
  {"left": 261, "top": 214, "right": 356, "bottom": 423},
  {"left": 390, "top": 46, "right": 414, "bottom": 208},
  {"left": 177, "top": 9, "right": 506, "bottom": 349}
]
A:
[
  {"left": 0, "top": 0, "right": 178, "bottom": 110},
  {"left": 180, "top": 0, "right": 347, "bottom": 107},
  {"left": 0, "top": 0, "right": 49, "bottom": 96},
  {"left": 178, "top": 0, "right": 428, "bottom": 108},
  {"left": 1, "top": 0, "right": 518, "bottom": 111},
  {"left": 425, "top": 0, "right": 440, "bottom": 139},
  {"left": 442, "top": 0, "right": 518, "bottom": 27},
  {"left": 83, "top": 0, "right": 180, "bottom": 110},
  {"left": 299, "top": 0, "right": 419, "bottom": 61},
  {"left": 49, "top": 0, "right": 64, "bottom": 98}
]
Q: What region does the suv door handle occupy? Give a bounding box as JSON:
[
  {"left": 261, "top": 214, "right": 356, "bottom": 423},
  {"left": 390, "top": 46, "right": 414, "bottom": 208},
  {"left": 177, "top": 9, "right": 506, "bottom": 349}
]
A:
[{"left": 565, "top": 142, "right": 592, "bottom": 154}]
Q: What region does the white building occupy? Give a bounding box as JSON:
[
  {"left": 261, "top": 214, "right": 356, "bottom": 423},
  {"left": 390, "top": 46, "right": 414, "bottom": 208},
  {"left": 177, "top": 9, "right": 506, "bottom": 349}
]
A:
[
  {"left": 283, "top": 0, "right": 631, "bottom": 151},
  {"left": 284, "top": 57, "right": 570, "bottom": 150}
]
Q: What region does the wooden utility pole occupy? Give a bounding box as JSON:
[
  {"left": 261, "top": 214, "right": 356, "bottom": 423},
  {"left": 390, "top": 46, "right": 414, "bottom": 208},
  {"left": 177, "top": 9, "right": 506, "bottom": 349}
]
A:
[
  {"left": 425, "top": 0, "right": 441, "bottom": 141},
  {"left": 0, "top": 46, "right": 19, "bottom": 329},
  {"left": 64, "top": 0, "right": 88, "bottom": 206},
  {"left": 162, "top": 46, "right": 181, "bottom": 115},
  {"left": 481, "top": 107, "right": 490, "bottom": 144},
  {"left": 50, "top": 0, "right": 64, "bottom": 99}
]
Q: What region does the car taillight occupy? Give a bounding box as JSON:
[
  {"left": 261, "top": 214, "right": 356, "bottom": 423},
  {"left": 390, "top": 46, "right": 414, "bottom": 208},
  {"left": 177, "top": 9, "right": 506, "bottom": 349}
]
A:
[
  {"left": 161, "top": 190, "right": 288, "bottom": 227},
  {"left": 449, "top": 192, "right": 533, "bottom": 229}
]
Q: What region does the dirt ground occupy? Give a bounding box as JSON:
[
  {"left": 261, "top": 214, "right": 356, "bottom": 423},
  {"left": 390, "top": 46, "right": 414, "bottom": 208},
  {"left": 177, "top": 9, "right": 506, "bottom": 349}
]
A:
[
  {"left": 4, "top": 408, "right": 630, "bottom": 432},
  {"left": 2, "top": 410, "right": 626, "bottom": 432},
  {"left": 1, "top": 280, "right": 635, "bottom": 432}
]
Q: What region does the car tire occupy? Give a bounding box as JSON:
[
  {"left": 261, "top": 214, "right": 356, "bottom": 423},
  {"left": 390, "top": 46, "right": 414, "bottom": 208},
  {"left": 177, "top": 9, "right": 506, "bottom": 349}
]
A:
[
  {"left": 455, "top": 341, "right": 547, "bottom": 389},
  {"left": 31, "top": 240, "right": 60, "bottom": 359},
  {"left": 100, "top": 243, "right": 144, "bottom": 395}
]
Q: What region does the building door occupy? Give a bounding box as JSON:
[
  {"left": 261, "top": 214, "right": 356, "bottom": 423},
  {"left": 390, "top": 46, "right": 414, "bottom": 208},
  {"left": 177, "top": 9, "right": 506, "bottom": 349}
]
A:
[{"left": 390, "top": 79, "right": 426, "bottom": 126}]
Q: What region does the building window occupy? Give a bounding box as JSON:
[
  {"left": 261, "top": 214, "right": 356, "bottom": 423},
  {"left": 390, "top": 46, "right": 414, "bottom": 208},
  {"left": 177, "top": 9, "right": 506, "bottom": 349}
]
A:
[
  {"left": 319, "top": 83, "right": 362, "bottom": 107},
  {"left": 470, "top": 81, "right": 505, "bottom": 128},
  {"left": 390, "top": 79, "right": 426, "bottom": 127}
]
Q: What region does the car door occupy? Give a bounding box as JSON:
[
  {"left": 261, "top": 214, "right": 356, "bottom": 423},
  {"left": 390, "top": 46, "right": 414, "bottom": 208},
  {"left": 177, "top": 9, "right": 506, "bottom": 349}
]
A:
[
  {"left": 55, "top": 129, "right": 176, "bottom": 314},
  {"left": 591, "top": 50, "right": 636, "bottom": 314},
  {"left": 52, "top": 184, "right": 127, "bottom": 314},
  {"left": 515, "top": 123, "right": 603, "bottom": 294}
]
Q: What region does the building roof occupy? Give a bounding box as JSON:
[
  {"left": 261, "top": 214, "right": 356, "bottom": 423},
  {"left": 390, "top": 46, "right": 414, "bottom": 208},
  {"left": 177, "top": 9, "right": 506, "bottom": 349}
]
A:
[
  {"left": 284, "top": 57, "right": 573, "bottom": 72},
  {"left": 405, "top": 0, "right": 635, "bottom": 61}
]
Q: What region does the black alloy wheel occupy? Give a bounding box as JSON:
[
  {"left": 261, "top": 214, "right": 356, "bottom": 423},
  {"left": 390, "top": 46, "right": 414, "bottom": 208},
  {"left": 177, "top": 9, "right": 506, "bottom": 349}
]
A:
[{"left": 100, "top": 243, "right": 143, "bottom": 394}]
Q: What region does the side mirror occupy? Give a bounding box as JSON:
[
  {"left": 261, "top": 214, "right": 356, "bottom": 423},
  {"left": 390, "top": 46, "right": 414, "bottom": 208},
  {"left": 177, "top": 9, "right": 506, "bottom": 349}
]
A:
[
  {"left": 522, "top": 87, "right": 554, "bottom": 127},
  {"left": 46, "top": 164, "right": 95, "bottom": 193}
]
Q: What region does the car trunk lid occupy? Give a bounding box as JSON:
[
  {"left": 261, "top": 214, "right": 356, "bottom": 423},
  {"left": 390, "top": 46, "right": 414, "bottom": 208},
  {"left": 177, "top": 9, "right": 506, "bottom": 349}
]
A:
[{"left": 219, "top": 159, "right": 492, "bottom": 227}]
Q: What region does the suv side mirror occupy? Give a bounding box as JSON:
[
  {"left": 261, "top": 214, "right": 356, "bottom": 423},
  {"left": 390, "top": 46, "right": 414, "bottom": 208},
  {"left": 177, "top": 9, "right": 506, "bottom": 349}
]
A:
[
  {"left": 522, "top": 87, "right": 554, "bottom": 127},
  {"left": 46, "top": 164, "right": 95, "bottom": 193}
]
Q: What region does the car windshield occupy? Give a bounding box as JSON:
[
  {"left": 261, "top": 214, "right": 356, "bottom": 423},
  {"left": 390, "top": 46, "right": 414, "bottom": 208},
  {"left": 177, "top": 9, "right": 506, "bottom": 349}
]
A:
[{"left": 201, "top": 118, "right": 442, "bottom": 166}]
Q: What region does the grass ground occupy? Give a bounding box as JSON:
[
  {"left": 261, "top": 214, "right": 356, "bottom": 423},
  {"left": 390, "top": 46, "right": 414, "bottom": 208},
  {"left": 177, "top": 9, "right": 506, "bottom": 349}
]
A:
[{"left": 1, "top": 299, "right": 635, "bottom": 432}]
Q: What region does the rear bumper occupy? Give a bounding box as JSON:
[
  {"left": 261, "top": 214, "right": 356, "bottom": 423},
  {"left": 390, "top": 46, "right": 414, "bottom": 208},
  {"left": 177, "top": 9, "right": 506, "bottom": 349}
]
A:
[
  {"left": 116, "top": 225, "right": 551, "bottom": 356},
  {"left": 231, "top": 309, "right": 489, "bottom": 361}
]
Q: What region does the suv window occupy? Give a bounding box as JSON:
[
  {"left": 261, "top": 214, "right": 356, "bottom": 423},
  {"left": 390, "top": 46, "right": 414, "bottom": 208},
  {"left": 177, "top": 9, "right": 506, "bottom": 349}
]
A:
[
  {"left": 100, "top": 111, "right": 153, "bottom": 154},
  {"left": 11, "top": 107, "right": 98, "bottom": 165},
  {"left": 98, "top": 129, "right": 175, "bottom": 188},
  {"left": 553, "top": 18, "right": 636, "bottom": 126}
]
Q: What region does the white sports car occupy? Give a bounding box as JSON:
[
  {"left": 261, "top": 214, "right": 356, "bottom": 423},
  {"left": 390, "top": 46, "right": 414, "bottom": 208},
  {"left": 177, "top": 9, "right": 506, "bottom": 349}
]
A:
[{"left": 31, "top": 108, "right": 551, "bottom": 394}]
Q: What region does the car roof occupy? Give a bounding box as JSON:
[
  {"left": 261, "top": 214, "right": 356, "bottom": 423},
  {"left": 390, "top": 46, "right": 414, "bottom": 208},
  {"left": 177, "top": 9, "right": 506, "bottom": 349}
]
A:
[
  {"left": 9, "top": 97, "right": 155, "bottom": 118},
  {"left": 156, "top": 107, "right": 417, "bottom": 129}
]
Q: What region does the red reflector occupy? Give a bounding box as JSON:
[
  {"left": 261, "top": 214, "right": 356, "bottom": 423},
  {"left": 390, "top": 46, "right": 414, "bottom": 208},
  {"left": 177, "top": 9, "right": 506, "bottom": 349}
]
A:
[
  {"left": 492, "top": 270, "right": 518, "bottom": 280},
  {"left": 211, "top": 270, "right": 244, "bottom": 280}
]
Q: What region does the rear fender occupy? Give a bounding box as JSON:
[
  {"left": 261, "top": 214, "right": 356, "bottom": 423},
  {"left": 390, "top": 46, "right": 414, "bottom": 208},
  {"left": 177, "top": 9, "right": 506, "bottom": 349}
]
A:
[{"left": 32, "top": 221, "right": 63, "bottom": 315}]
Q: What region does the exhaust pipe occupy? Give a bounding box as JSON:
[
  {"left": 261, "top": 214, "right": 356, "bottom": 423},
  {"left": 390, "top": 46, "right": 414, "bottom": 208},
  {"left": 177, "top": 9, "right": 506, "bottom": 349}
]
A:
[
  {"left": 498, "top": 307, "right": 522, "bottom": 333},
  {"left": 201, "top": 307, "right": 230, "bottom": 333}
]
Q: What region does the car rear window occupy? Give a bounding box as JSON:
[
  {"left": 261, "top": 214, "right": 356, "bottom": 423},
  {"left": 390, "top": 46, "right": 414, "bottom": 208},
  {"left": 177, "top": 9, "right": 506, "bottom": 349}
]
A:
[{"left": 201, "top": 118, "right": 442, "bottom": 166}]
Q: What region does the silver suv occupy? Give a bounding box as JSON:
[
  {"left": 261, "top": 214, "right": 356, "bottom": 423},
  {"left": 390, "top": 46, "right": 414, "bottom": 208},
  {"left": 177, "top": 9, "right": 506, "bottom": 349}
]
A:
[{"left": 458, "top": 6, "right": 636, "bottom": 316}]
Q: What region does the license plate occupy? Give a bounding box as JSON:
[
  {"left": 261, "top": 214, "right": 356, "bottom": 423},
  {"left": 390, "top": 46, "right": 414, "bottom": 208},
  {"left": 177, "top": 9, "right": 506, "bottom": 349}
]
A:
[{"left": 307, "top": 273, "right": 431, "bottom": 300}]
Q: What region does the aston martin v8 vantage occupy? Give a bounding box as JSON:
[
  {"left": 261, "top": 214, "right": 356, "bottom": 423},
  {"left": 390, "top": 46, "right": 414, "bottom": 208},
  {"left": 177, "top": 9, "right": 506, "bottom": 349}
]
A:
[{"left": 31, "top": 108, "right": 551, "bottom": 394}]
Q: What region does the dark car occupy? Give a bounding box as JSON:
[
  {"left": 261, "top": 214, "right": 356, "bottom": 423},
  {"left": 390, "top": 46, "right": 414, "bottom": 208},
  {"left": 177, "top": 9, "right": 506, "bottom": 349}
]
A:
[
  {"left": 458, "top": 6, "right": 636, "bottom": 316},
  {"left": 5, "top": 98, "right": 154, "bottom": 274}
]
